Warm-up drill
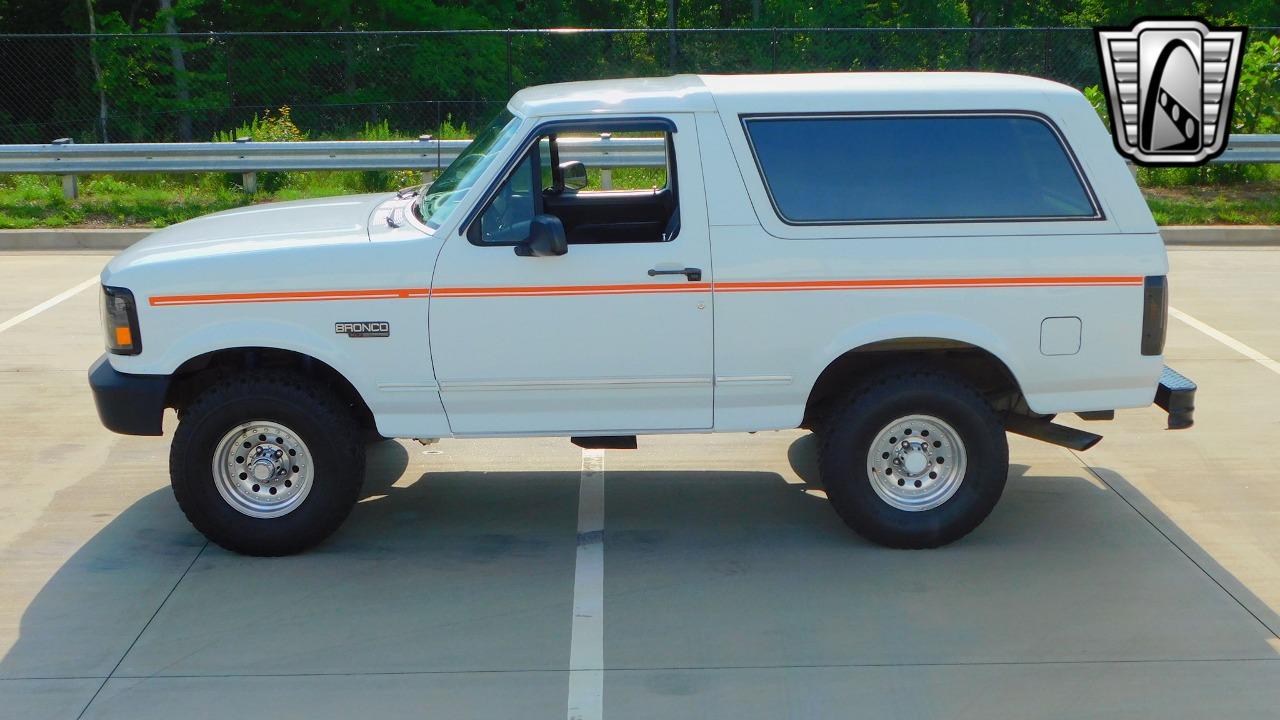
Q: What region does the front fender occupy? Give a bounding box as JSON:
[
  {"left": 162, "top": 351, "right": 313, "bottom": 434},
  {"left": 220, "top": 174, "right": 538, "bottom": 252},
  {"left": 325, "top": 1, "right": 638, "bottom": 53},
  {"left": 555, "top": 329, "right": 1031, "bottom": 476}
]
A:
[
  {"left": 109, "top": 316, "right": 377, "bottom": 407},
  {"left": 106, "top": 294, "right": 449, "bottom": 439},
  {"left": 119, "top": 317, "right": 353, "bottom": 374}
]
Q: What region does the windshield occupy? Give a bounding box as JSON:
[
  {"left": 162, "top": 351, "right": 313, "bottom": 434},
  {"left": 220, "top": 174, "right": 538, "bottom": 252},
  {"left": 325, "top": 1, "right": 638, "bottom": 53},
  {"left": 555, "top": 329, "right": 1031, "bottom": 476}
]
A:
[{"left": 416, "top": 109, "right": 522, "bottom": 230}]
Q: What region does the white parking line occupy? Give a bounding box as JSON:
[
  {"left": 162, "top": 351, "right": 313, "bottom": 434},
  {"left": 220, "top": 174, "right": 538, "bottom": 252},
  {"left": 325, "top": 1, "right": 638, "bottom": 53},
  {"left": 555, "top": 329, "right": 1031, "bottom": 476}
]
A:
[
  {"left": 0, "top": 276, "right": 98, "bottom": 335},
  {"left": 567, "top": 448, "right": 605, "bottom": 720},
  {"left": 1170, "top": 305, "right": 1280, "bottom": 377}
]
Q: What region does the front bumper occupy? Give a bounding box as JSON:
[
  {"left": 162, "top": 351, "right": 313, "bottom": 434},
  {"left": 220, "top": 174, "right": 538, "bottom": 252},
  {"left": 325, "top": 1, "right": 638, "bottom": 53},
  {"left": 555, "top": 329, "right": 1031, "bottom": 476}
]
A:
[
  {"left": 88, "top": 354, "right": 170, "bottom": 436},
  {"left": 1154, "top": 365, "right": 1196, "bottom": 430}
]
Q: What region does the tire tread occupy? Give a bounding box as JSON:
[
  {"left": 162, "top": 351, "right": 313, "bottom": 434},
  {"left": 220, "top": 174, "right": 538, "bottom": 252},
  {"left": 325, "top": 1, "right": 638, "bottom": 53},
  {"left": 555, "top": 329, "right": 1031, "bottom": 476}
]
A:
[
  {"left": 818, "top": 369, "right": 1007, "bottom": 549},
  {"left": 169, "top": 371, "right": 365, "bottom": 556}
]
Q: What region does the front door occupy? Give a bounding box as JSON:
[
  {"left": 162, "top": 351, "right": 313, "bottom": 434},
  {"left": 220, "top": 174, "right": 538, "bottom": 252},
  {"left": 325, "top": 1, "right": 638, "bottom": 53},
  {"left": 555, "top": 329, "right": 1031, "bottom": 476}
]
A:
[{"left": 429, "top": 113, "right": 713, "bottom": 435}]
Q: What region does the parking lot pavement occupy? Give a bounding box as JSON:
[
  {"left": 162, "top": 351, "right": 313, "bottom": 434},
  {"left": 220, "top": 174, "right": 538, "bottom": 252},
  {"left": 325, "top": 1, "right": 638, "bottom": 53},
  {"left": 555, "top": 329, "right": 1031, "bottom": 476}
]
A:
[
  {"left": 1165, "top": 248, "right": 1280, "bottom": 360},
  {"left": 0, "top": 252, "right": 100, "bottom": 328},
  {"left": 1060, "top": 248, "right": 1280, "bottom": 642},
  {"left": 1, "top": 249, "right": 1279, "bottom": 719}
]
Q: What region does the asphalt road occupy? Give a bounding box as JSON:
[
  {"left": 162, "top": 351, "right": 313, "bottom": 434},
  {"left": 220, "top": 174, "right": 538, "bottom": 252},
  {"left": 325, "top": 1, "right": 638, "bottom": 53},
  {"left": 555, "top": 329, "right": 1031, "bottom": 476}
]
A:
[{"left": 1, "top": 248, "right": 1278, "bottom": 719}]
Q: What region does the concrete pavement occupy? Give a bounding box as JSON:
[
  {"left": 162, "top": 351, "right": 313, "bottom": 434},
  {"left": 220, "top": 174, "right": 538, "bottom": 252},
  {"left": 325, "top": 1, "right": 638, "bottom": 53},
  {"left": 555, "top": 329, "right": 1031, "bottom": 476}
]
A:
[{"left": 1, "top": 250, "right": 1279, "bottom": 718}]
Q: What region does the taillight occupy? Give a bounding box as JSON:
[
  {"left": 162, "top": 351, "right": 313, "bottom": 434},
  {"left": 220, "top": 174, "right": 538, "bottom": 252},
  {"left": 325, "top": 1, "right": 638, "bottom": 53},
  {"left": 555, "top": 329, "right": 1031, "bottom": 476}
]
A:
[
  {"left": 1141, "top": 275, "right": 1167, "bottom": 356},
  {"left": 101, "top": 286, "right": 141, "bottom": 355}
]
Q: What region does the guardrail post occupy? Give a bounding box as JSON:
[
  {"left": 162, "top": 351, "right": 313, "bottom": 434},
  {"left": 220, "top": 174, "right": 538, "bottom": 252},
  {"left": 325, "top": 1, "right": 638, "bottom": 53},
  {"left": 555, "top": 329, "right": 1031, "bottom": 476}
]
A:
[
  {"left": 599, "top": 133, "right": 613, "bottom": 190},
  {"left": 235, "top": 136, "right": 256, "bottom": 193},
  {"left": 419, "top": 134, "right": 436, "bottom": 185},
  {"left": 52, "top": 138, "right": 78, "bottom": 200}
]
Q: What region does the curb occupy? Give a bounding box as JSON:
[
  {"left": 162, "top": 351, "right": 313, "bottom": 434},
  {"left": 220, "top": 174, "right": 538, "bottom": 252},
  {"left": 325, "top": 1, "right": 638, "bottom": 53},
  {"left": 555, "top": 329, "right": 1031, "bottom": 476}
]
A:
[
  {"left": 1159, "top": 226, "right": 1280, "bottom": 247},
  {"left": 2, "top": 226, "right": 1278, "bottom": 251},
  {"left": 0, "top": 228, "right": 152, "bottom": 250}
]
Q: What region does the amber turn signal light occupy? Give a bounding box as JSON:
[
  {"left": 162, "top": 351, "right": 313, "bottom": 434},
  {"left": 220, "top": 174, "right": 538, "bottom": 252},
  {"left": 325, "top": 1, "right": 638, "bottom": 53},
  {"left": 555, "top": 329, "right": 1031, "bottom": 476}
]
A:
[{"left": 101, "top": 286, "right": 141, "bottom": 355}]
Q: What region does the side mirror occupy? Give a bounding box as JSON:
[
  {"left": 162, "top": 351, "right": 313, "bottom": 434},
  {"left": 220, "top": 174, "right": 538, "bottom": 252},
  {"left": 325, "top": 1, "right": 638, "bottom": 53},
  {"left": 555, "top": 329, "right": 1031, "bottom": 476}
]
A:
[
  {"left": 559, "top": 160, "right": 588, "bottom": 192},
  {"left": 514, "top": 214, "right": 568, "bottom": 257}
]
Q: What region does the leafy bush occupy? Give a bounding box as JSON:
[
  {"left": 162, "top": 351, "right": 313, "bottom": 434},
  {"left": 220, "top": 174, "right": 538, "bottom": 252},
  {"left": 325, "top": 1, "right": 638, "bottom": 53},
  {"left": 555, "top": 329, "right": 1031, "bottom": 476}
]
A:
[
  {"left": 1235, "top": 35, "right": 1280, "bottom": 135},
  {"left": 351, "top": 120, "right": 418, "bottom": 193},
  {"left": 212, "top": 106, "right": 307, "bottom": 192},
  {"left": 434, "top": 116, "right": 473, "bottom": 141},
  {"left": 1082, "top": 84, "right": 1110, "bottom": 128}
]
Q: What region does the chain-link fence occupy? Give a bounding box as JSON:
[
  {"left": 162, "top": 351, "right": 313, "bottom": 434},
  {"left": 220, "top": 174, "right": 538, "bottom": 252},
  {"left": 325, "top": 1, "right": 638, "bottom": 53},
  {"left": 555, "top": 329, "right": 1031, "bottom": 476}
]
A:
[{"left": 1, "top": 28, "right": 1275, "bottom": 145}]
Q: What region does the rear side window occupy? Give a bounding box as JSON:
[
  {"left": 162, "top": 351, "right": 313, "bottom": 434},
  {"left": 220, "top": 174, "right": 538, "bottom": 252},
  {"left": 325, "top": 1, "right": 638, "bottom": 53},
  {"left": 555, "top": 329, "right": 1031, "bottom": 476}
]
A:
[{"left": 742, "top": 114, "right": 1101, "bottom": 224}]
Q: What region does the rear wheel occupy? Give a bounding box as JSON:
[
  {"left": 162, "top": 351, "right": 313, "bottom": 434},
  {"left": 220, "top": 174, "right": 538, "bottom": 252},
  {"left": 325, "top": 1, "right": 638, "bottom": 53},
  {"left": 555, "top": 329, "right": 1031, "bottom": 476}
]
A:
[
  {"left": 170, "top": 372, "right": 365, "bottom": 556},
  {"left": 819, "top": 371, "right": 1008, "bottom": 548}
]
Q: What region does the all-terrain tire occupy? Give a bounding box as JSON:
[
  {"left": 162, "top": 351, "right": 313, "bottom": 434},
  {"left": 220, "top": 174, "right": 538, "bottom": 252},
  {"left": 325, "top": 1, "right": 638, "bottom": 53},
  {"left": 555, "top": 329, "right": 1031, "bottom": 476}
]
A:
[
  {"left": 170, "top": 371, "right": 365, "bottom": 556},
  {"left": 819, "top": 371, "right": 1008, "bottom": 548}
]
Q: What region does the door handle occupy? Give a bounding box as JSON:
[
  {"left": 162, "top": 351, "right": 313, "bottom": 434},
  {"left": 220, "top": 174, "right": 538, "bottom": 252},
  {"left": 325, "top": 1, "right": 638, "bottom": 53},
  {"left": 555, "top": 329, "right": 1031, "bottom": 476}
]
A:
[{"left": 648, "top": 267, "right": 702, "bottom": 282}]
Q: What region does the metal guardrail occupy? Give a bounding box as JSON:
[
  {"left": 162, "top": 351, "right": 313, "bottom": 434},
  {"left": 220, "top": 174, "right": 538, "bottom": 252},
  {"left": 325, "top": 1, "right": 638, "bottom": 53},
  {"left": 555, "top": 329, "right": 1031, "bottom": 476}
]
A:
[
  {"left": 0, "top": 134, "right": 668, "bottom": 196},
  {"left": 1213, "top": 134, "right": 1280, "bottom": 163},
  {"left": 1, "top": 133, "right": 1275, "bottom": 198}
]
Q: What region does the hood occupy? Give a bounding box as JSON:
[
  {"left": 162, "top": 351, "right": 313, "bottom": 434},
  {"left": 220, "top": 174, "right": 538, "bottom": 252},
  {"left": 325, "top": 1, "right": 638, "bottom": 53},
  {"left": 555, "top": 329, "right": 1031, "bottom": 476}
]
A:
[{"left": 106, "top": 193, "right": 393, "bottom": 275}]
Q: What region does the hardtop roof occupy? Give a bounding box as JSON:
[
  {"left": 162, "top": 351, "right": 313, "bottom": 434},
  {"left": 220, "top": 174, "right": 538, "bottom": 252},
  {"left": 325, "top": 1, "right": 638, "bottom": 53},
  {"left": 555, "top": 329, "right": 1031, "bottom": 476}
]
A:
[{"left": 507, "top": 72, "right": 1081, "bottom": 117}]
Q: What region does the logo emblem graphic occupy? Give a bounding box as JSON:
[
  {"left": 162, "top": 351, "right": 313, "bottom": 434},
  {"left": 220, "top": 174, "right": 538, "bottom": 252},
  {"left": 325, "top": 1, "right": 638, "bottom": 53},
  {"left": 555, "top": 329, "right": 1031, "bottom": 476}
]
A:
[
  {"left": 1095, "top": 18, "right": 1246, "bottom": 165},
  {"left": 335, "top": 321, "right": 390, "bottom": 338}
]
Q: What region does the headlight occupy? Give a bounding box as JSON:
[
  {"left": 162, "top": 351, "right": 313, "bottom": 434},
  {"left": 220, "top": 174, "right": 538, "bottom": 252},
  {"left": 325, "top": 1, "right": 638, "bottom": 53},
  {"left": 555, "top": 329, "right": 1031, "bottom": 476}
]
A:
[{"left": 101, "top": 286, "right": 141, "bottom": 355}]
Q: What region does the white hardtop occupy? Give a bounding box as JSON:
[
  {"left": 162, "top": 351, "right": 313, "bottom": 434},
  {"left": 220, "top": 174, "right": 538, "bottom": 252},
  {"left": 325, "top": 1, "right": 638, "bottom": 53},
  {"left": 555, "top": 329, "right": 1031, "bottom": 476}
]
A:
[{"left": 507, "top": 71, "right": 1084, "bottom": 118}]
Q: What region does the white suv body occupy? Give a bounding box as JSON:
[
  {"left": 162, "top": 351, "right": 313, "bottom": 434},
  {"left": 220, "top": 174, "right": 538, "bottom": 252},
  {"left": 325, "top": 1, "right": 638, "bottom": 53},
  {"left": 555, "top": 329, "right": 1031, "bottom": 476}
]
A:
[{"left": 91, "top": 73, "right": 1194, "bottom": 555}]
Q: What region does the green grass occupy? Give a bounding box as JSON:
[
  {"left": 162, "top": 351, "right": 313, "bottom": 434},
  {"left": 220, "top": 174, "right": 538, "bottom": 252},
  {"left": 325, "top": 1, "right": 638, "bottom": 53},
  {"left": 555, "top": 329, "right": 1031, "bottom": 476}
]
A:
[
  {"left": 2, "top": 169, "right": 1278, "bottom": 229},
  {"left": 0, "top": 171, "right": 426, "bottom": 229},
  {"left": 1143, "top": 184, "right": 1280, "bottom": 225},
  {"left": 1137, "top": 164, "right": 1280, "bottom": 225},
  {"left": 584, "top": 166, "right": 667, "bottom": 191},
  {"left": 0, "top": 174, "right": 243, "bottom": 229}
]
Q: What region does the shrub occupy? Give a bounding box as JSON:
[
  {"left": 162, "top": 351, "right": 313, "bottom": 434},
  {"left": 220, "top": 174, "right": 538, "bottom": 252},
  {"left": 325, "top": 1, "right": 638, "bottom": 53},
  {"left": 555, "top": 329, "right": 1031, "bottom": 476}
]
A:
[
  {"left": 352, "top": 120, "right": 419, "bottom": 193},
  {"left": 1235, "top": 35, "right": 1280, "bottom": 135},
  {"left": 212, "top": 106, "right": 307, "bottom": 193},
  {"left": 435, "top": 115, "right": 472, "bottom": 141}
]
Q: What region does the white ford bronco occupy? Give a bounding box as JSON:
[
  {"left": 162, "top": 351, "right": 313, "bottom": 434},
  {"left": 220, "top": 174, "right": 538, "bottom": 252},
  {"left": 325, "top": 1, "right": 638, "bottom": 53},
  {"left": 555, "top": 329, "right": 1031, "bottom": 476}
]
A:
[{"left": 90, "top": 73, "right": 1196, "bottom": 556}]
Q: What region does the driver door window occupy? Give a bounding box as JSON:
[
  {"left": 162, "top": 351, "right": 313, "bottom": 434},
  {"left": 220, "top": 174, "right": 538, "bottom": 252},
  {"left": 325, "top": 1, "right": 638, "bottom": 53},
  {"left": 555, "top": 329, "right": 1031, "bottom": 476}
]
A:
[{"left": 469, "top": 129, "right": 678, "bottom": 247}]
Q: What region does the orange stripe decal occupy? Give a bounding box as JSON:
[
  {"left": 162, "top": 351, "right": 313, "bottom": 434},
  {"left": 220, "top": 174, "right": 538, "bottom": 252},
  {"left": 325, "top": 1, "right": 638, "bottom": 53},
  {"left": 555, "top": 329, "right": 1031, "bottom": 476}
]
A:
[
  {"left": 715, "top": 276, "right": 1143, "bottom": 292},
  {"left": 432, "top": 282, "right": 713, "bottom": 298},
  {"left": 148, "top": 276, "right": 1141, "bottom": 306},
  {"left": 149, "top": 288, "right": 430, "bottom": 306}
]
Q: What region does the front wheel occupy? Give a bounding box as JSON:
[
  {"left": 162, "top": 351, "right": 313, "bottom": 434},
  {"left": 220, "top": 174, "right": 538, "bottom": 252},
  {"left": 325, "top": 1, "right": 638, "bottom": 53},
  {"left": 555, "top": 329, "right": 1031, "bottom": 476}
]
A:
[
  {"left": 170, "top": 372, "right": 366, "bottom": 556},
  {"left": 819, "top": 371, "right": 1008, "bottom": 548}
]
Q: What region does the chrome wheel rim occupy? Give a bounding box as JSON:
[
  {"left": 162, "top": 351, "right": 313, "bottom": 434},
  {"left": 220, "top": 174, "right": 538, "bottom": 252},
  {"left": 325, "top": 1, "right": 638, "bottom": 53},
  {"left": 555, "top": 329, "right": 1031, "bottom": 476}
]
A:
[
  {"left": 866, "top": 414, "right": 967, "bottom": 512},
  {"left": 212, "top": 421, "right": 314, "bottom": 518}
]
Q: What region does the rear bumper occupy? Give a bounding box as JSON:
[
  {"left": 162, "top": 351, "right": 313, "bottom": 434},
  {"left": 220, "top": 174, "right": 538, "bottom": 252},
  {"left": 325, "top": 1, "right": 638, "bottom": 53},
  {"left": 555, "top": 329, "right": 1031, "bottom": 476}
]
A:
[
  {"left": 1154, "top": 365, "right": 1196, "bottom": 430},
  {"left": 88, "top": 354, "right": 169, "bottom": 436}
]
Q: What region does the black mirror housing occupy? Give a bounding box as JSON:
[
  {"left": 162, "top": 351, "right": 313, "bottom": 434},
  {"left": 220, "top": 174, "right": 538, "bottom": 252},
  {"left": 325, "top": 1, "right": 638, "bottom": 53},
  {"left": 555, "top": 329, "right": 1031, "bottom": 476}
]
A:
[
  {"left": 559, "top": 160, "right": 588, "bottom": 192},
  {"left": 514, "top": 214, "right": 568, "bottom": 257}
]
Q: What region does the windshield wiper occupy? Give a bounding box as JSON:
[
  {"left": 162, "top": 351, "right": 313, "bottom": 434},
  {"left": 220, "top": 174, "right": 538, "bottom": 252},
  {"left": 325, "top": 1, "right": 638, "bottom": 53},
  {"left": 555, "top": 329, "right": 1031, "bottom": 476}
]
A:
[{"left": 395, "top": 184, "right": 423, "bottom": 200}]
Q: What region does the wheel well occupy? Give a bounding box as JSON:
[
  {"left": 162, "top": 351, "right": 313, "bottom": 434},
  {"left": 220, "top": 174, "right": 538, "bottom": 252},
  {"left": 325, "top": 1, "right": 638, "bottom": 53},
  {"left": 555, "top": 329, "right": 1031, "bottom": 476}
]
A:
[
  {"left": 166, "top": 348, "right": 376, "bottom": 433},
  {"left": 803, "top": 339, "right": 1021, "bottom": 429}
]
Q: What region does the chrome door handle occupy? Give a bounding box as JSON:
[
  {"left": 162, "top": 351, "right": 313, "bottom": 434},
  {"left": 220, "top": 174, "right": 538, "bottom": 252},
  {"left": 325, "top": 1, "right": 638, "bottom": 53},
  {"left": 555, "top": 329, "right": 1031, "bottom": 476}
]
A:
[{"left": 648, "top": 267, "right": 702, "bottom": 282}]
